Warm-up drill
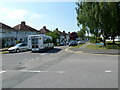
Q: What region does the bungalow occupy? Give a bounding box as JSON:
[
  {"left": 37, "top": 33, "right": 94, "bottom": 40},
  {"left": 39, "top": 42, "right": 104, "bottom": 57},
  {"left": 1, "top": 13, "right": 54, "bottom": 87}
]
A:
[
  {"left": 0, "top": 22, "right": 16, "bottom": 48},
  {"left": 13, "top": 21, "right": 38, "bottom": 43}
]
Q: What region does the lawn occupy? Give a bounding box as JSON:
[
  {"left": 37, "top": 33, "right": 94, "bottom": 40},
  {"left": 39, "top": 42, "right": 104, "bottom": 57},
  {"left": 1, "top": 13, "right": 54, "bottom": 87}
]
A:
[
  {"left": 70, "top": 44, "right": 85, "bottom": 48},
  {"left": 86, "top": 44, "right": 120, "bottom": 50}
]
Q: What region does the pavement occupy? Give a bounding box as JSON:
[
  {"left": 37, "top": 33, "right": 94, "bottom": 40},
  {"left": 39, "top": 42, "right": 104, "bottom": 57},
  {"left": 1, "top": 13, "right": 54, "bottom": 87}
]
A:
[{"left": 70, "top": 43, "right": 120, "bottom": 55}]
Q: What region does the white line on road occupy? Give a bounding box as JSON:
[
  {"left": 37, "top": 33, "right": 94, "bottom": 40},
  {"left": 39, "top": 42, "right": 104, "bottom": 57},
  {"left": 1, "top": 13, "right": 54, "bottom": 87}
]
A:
[
  {"left": 24, "top": 59, "right": 28, "bottom": 60},
  {"left": 105, "top": 70, "right": 112, "bottom": 73},
  {"left": 0, "top": 70, "right": 6, "bottom": 74},
  {"left": 19, "top": 70, "right": 48, "bottom": 73},
  {"left": 41, "top": 53, "right": 46, "bottom": 55},
  {"left": 18, "top": 70, "right": 64, "bottom": 73}
]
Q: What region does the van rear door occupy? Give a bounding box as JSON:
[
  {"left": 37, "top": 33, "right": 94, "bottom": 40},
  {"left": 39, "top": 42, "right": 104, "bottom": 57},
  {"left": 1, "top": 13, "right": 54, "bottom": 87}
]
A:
[{"left": 31, "top": 36, "right": 39, "bottom": 51}]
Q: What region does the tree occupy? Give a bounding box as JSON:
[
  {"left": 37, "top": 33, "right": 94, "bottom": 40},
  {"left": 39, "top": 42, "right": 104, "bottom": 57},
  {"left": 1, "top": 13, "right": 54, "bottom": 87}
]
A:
[
  {"left": 69, "top": 32, "right": 78, "bottom": 40},
  {"left": 77, "top": 25, "right": 86, "bottom": 39},
  {"left": 46, "top": 31, "right": 60, "bottom": 45},
  {"left": 76, "top": 2, "right": 120, "bottom": 46}
]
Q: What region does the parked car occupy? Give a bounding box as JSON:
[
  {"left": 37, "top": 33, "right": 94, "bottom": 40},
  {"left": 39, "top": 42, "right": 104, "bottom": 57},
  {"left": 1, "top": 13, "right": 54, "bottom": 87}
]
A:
[
  {"left": 69, "top": 41, "right": 78, "bottom": 46},
  {"left": 59, "top": 42, "right": 65, "bottom": 46},
  {"left": 77, "top": 40, "right": 85, "bottom": 44},
  {"left": 8, "top": 43, "right": 28, "bottom": 53}
]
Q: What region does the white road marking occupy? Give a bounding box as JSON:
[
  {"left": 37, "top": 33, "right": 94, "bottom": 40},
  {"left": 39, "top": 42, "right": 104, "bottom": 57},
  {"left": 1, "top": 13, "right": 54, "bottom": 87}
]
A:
[
  {"left": 41, "top": 53, "right": 46, "bottom": 55},
  {"left": 28, "top": 59, "right": 34, "bottom": 61},
  {"left": 19, "top": 70, "right": 47, "bottom": 73},
  {"left": 105, "top": 70, "right": 112, "bottom": 73},
  {"left": 0, "top": 70, "right": 6, "bottom": 74},
  {"left": 24, "top": 59, "right": 28, "bottom": 60},
  {"left": 36, "top": 58, "right": 39, "bottom": 60},
  {"left": 59, "top": 71, "right": 64, "bottom": 73},
  {"left": 19, "top": 70, "right": 64, "bottom": 73}
]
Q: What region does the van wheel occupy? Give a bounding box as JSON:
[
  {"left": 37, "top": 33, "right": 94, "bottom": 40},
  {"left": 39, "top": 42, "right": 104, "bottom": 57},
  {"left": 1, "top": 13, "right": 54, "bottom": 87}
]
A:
[{"left": 16, "top": 49, "right": 20, "bottom": 53}]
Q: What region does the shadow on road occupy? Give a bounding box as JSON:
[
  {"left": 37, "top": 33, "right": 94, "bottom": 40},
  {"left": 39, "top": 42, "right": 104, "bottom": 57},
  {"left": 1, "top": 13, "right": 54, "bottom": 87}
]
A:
[
  {"left": 46, "top": 48, "right": 62, "bottom": 53},
  {"left": 31, "top": 48, "right": 62, "bottom": 53}
]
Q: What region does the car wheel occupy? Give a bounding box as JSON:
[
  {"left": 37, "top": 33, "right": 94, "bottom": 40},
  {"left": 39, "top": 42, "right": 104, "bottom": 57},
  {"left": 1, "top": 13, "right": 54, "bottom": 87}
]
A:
[{"left": 16, "top": 49, "right": 20, "bottom": 53}]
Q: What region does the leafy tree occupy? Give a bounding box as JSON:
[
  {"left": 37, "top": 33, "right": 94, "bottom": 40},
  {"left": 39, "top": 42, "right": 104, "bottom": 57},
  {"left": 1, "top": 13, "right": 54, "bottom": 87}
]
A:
[
  {"left": 69, "top": 32, "right": 78, "bottom": 40},
  {"left": 46, "top": 31, "right": 60, "bottom": 45},
  {"left": 77, "top": 25, "right": 86, "bottom": 39},
  {"left": 76, "top": 2, "right": 120, "bottom": 46}
]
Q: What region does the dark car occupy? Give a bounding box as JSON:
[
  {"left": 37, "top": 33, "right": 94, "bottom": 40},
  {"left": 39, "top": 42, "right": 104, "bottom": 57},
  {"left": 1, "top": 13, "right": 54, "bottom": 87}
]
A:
[{"left": 69, "top": 41, "right": 78, "bottom": 46}]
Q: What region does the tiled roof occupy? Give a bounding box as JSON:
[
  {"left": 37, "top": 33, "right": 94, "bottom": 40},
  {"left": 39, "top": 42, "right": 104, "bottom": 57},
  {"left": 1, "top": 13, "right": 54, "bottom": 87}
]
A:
[
  {"left": 39, "top": 26, "right": 51, "bottom": 34},
  {"left": 13, "top": 21, "right": 38, "bottom": 32},
  {"left": 55, "top": 28, "right": 63, "bottom": 35},
  {"left": 0, "top": 22, "right": 15, "bottom": 30}
]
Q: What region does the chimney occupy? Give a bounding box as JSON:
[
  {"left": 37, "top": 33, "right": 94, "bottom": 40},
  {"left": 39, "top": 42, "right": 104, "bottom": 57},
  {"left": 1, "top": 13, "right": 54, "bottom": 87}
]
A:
[
  {"left": 21, "top": 21, "right": 25, "bottom": 26},
  {"left": 63, "top": 31, "right": 65, "bottom": 33},
  {"left": 43, "top": 26, "right": 46, "bottom": 29},
  {"left": 56, "top": 28, "right": 58, "bottom": 31},
  {"left": 68, "top": 32, "right": 70, "bottom": 35}
]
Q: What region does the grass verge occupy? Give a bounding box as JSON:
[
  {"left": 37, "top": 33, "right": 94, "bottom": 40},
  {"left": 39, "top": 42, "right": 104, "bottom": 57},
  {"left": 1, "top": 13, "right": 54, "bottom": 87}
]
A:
[
  {"left": 86, "top": 44, "right": 120, "bottom": 50},
  {"left": 70, "top": 44, "right": 85, "bottom": 48},
  {"left": 0, "top": 51, "right": 9, "bottom": 54}
]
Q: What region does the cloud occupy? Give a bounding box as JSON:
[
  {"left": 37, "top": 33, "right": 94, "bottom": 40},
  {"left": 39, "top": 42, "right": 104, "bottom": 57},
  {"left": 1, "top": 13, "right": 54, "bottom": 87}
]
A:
[
  {"left": 30, "top": 14, "right": 46, "bottom": 19},
  {"left": 0, "top": 7, "right": 46, "bottom": 22}
]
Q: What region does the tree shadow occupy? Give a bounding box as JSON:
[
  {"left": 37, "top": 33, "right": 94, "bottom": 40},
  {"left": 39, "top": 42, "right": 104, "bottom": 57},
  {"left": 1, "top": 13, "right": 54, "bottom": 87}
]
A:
[{"left": 31, "top": 48, "right": 62, "bottom": 53}]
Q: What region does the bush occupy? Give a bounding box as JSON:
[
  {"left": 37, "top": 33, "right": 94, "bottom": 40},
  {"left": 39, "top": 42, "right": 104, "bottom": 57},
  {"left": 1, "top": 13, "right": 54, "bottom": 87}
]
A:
[
  {"left": 16, "top": 40, "right": 21, "bottom": 44},
  {"left": 97, "top": 37, "right": 103, "bottom": 42}
]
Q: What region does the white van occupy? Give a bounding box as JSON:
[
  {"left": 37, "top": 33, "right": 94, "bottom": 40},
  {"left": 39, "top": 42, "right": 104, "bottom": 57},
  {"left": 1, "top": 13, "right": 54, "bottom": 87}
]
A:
[{"left": 28, "top": 34, "right": 54, "bottom": 52}]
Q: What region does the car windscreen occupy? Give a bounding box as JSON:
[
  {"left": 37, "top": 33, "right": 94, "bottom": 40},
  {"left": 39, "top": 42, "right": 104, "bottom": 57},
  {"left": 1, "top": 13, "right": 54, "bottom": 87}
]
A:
[{"left": 15, "top": 43, "right": 22, "bottom": 46}]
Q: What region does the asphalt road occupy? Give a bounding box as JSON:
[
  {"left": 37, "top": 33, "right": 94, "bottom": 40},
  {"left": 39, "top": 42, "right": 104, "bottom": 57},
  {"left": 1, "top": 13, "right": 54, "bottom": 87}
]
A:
[{"left": 1, "top": 46, "right": 118, "bottom": 88}]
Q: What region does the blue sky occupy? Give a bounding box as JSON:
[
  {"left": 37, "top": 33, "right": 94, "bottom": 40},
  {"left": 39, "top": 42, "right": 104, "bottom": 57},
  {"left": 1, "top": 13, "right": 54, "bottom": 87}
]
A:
[{"left": 0, "top": 2, "right": 81, "bottom": 33}]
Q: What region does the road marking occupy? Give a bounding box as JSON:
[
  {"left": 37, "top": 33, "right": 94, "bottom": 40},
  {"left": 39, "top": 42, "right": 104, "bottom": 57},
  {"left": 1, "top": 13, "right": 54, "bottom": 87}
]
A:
[
  {"left": 0, "top": 70, "right": 6, "bottom": 74},
  {"left": 25, "top": 59, "right": 28, "bottom": 60},
  {"left": 59, "top": 71, "right": 64, "bottom": 73},
  {"left": 105, "top": 70, "right": 112, "bottom": 73},
  {"left": 19, "top": 70, "right": 48, "bottom": 73},
  {"left": 41, "top": 53, "right": 46, "bottom": 55},
  {"left": 28, "top": 59, "right": 34, "bottom": 61},
  {"left": 36, "top": 58, "right": 39, "bottom": 59},
  {"left": 19, "top": 70, "right": 64, "bottom": 73}
]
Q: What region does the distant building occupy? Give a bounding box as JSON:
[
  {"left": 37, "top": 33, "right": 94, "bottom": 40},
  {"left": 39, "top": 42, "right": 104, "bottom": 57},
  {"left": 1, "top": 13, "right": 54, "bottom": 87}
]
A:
[
  {"left": 69, "top": 32, "right": 78, "bottom": 40},
  {"left": 55, "top": 28, "right": 69, "bottom": 43},
  {"left": 39, "top": 26, "right": 51, "bottom": 34},
  {"left": 0, "top": 22, "right": 16, "bottom": 48},
  {"left": 13, "top": 21, "right": 38, "bottom": 43}
]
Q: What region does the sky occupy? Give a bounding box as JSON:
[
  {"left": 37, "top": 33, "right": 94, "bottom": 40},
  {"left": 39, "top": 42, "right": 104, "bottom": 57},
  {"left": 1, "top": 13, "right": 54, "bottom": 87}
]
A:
[{"left": 0, "top": 2, "right": 81, "bottom": 33}]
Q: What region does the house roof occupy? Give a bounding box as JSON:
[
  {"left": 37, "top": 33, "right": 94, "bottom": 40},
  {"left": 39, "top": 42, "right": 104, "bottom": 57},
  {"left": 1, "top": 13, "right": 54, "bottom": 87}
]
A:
[
  {"left": 39, "top": 26, "right": 51, "bottom": 34},
  {"left": 55, "top": 28, "right": 63, "bottom": 35},
  {"left": 0, "top": 22, "right": 15, "bottom": 30},
  {"left": 13, "top": 21, "right": 38, "bottom": 32}
]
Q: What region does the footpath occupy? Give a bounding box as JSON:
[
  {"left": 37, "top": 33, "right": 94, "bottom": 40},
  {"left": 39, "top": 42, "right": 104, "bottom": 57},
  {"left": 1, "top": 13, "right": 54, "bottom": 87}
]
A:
[{"left": 70, "top": 43, "right": 120, "bottom": 55}]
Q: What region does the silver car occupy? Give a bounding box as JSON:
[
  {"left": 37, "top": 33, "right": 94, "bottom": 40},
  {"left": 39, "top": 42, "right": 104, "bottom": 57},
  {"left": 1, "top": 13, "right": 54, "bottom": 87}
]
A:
[{"left": 8, "top": 43, "right": 28, "bottom": 53}]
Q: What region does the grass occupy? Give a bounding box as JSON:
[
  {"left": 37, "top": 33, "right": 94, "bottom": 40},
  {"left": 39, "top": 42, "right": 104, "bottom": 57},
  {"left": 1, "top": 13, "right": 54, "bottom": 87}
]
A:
[
  {"left": 70, "top": 44, "right": 85, "bottom": 48},
  {"left": 0, "top": 51, "right": 9, "bottom": 54},
  {"left": 86, "top": 41, "right": 120, "bottom": 50},
  {"left": 86, "top": 44, "right": 120, "bottom": 50}
]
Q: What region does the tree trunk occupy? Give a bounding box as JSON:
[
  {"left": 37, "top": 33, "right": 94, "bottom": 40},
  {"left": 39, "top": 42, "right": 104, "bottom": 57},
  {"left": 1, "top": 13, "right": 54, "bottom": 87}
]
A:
[
  {"left": 112, "top": 36, "right": 115, "bottom": 45},
  {"left": 103, "top": 37, "right": 106, "bottom": 46}
]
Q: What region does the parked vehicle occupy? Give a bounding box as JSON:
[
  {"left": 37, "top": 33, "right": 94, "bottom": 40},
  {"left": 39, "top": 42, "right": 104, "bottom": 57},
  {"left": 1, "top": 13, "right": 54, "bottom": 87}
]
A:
[
  {"left": 28, "top": 34, "right": 54, "bottom": 52},
  {"left": 69, "top": 41, "right": 78, "bottom": 46},
  {"left": 77, "top": 40, "right": 85, "bottom": 44},
  {"left": 59, "top": 42, "right": 65, "bottom": 46},
  {"left": 8, "top": 43, "right": 28, "bottom": 53}
]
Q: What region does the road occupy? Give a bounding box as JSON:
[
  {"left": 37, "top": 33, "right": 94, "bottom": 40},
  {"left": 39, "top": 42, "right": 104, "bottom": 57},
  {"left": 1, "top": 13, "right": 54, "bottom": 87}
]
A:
[{"left": 1, "top": 46, "right": 118, "bottom": 88}]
